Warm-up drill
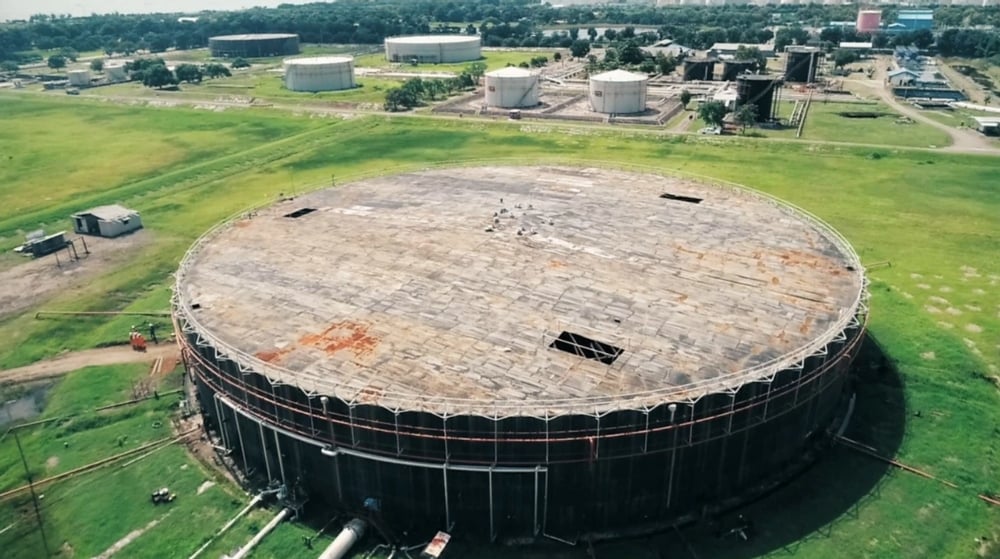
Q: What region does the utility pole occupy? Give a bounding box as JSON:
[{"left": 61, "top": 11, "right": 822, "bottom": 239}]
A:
[{"left": 6, "top": 402, "right": 51, "bottom": 556}]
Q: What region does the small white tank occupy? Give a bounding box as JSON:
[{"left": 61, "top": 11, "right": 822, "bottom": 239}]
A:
[
  {"left": 485, "top": 67, "right": 540, "bottom": 108},
  {"left": 67, "top": 69, "right": 91, "bottom": 87},
  {"left": 589, "top": 69, "right": 648, "bottom": 114},
  {"left": 105, "top": 62, "right": 128, "bottom": 81},
  {"left": 283, "top": 56, "right": 355, "bottom": 92}
]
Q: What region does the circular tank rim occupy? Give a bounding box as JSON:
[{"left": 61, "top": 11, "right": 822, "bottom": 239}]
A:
[
  {"left": 210, "top": 33, "right": 299, "bottom": 41},
  {"left": 384, "top": 35, "right": 481, "bottom": 45},
  {"left": 284, "top": 56, "right": 354, "bottom": 66},
  {"left": 172, "top": 161, "right": 868, "bottom": 418}
]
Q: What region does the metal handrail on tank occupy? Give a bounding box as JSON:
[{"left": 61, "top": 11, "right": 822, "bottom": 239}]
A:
[{"left": 172, "top": 158, "right": 868, "bottom": 419}]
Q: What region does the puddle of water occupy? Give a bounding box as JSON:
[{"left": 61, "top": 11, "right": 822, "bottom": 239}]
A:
[{"left": 0, "top": 383, "right": 52, "bottom": 427}]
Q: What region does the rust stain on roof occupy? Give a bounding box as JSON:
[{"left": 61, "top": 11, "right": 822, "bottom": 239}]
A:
[
  {"left": 256, "top": 348, "right": 291, "bottom": 363},
  {"left": 299, "top": 320, "right": 380, "bottom": 359}
]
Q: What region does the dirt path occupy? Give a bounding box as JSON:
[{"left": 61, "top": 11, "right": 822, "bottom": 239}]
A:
[{"left": 0, "top": 344, "right": 179, "bottom": 385}]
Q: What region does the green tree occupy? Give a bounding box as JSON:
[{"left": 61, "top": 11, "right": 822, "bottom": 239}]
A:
[
  {"left": 553, "top": 52, "right": 562, "bottom": 62},
  {"left": 734, "top": 45, "right": 767, "bottom": 73},
  {"left": 619, "top": 40, "right": 645, "bottom": 66},
  {"left": 174, "top": 63, "right": 202, "bottom": 83},
  {"left": 570, "top": 39, "right": 590, "bottom": 58},
  {"left": 1, "top": 60, "right": 19, "bottom": 73},
  {"left": 833, "top": 49, "right": 859, "bottom": 69},
  {"left": 47, "top": 54, "right": 66, "bottom": 69},
  {"left": 466, "top": 61, "right": 487, "bottom": 81},
  {"left": 89, "top": 59, "right": 103, "bottom": 72},
  {"left": 679, "top": 89, "right": 692, "bottom": 109},
  {"left": 142, "top": 64, "right": 177, "bottom": 88},
  {"left": 655, "top": 52, "right": 677, "bottom": 75},
  {"left": 587, "top": 27, "right": 598, "bottom": 41},
  {"left": 384, "top": 87, "right": 417, "bottom": 111},
  {"left": 734, "top": 103, "right": 758, "bottom": 133},
  {"left": 59, "top": 47, "right": 78, "bottom": 61},
  {"left": 231, "top": 58, "right": 250, "bottom": 69},
  {"left": 204, "top": 63, "right": 231, "bottom": 79},
  {"left": 698, "top": 100, "right": 727, "bottom": 129}
]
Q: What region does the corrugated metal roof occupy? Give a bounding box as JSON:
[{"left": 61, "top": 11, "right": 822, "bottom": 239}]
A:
[
  {"left": 73, "top": 204, "right": 139, "bottom": 221},
  {"left": 590, "top": 69, "right": 648, "bottom": 82}
]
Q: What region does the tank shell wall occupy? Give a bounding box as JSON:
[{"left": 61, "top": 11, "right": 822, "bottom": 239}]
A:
[
  {"left": 856, "top": 11, "right": 882, "bottom": 32},
  {"left": 68, "top": 70, "right": 90, "bottom": 86},
  {"left": 210, "top": 34, "right": 300, "bottom": 58},
  {"left": 284, "top": 58, "right": 355, "bottom": 92},
  {"left": 785, "top": 50, "right": 822, "bottom": 83},
  {"left": 384, "top": 36, "right": 481, "bottom": 63},
  {"left": 589, "top": 77, "right": 647, "bottom": 114},
  {"left": 180, "top": 310, "right": 865, "bottom": 540},
  {"left": 485, "top": 73, "right": 540, "bottom": 108},
  {"left": 105, "top": 64, "right": 127, "bottom": 81},
  {"left": 737, "top": 77, "right": 780, "bottom": 122}
]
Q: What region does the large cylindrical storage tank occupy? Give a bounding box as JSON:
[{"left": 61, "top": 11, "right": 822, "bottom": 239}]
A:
[
  {"left": 785, "top": 47, "right": 823, "bottom": 83},
  {"left": 384, "top": 35, "right": 481, "bottom": 64},
  {"left": 174, "top": 166, "right": 867, "bottom": 543},
  {"left": 105, "top": 62, "right": 127, "bottom": 81},
  {"left": 589, "top": 69, "right": 648, "bottom": 114},
  {"left": 209, "top": 34, "right": 300, "bottom": 58},
  {"left": 284, "top": 57, "right": 355, "bottom": 92},
  {"left": 737, "top": 75, "right": 782, "bottom": 122},
  {"left": 484, "top": 67, "right": 540, "bottom": 108},
  {"left": 67, "top": 69, "right": 90, "bottom": 86},
  {"left": 683, "top": 58, "right": 717, "bottom": 81},
  {"left": 856, "top": 10, "right": 882, "bottom": 33}
]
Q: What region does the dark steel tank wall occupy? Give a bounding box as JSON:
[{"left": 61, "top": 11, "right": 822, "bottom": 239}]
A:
[
  {"left": 785, "top": 51, "right": 820, "bottom": 83},
  {"left": 186, "top": 321, "right": 862, "bottom": 539},
  {"left": 682, "top": 61, "right": 715, "bottom": 81},
  {"left": 209, "top": 36, "right": 300, "bottom": 58},
  {"left": 737, "top": 78, "right": 778, "bottom": 122}
]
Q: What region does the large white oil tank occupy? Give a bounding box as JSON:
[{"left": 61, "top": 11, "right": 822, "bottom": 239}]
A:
[
  {"left": 283, "top": 56, "right": 355, "bottom": 92},
  {"left": 384, "top": 35, "right": 481, "bottom": 64},
  {"left": 485, "top": 67, "right": 540, "bottom": 108},
  {"left": 67, "top": 69, "right": 91, "bottom": 87},
  {"left": 589, "top": 69, "right": 648, "bottom": 114},
  {"left": 105, "top": 62, "right": 128, "bottom": 81}
]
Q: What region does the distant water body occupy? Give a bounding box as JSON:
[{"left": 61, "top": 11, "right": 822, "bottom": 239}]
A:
[{"left": 2, "top": 0, "right": 324, "bottom": 22}]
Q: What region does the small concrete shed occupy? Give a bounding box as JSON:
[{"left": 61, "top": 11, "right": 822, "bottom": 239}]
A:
[{"left": 72, "top": 205, "right": 142, "bottom": 237}]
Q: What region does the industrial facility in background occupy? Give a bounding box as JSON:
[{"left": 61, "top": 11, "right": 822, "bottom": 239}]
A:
[
  {"left": 174, "top": 165, "right": 867, "bottom": 545},
  {"left": 283, "top": 57, "right": 355, "bottom": 92},
  {"left": 484, "top": 67, "right": 540, "bottom": 108},
  {"left": 384, "top": 35, "right": 481, "bottom": 64},
  {"left": 784, "top": 46, "right": 824, "bottom": 84},
  {"left": 589, "top": 69, "right": 648, "bottom": 113},
  {"left": 209, "top": 33, "right": 300, "bottom": 58}
]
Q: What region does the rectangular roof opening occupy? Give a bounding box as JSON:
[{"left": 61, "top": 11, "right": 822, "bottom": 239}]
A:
[
  {"left": 660, "top": 193, "right": 702, "bottom": 204},
  {"left": 284, "top": 208, "right": 317, "bottom": 218},
  {"left": 549, "top": 331, "right": 624, "bottom": 365}
]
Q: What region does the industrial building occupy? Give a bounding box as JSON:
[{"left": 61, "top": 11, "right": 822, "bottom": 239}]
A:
[
  {"left": 784, "top": 46, "right": 823, "bottom": 83},
  {"left": 209, "top": 34, "right": 300, "bottom": 58},
  {"left": 886, "top": 68, "right": 918, "bottom": 86},
  {"left": 384, "top": 35, "right": 481, "bottom": 64},
  {"left": 174, "top": 165, "right": 868, "bottom": 542},
  {"left": 971, "top": 116, "right": 1000, "bottom": 136},
  {"left": 71, "top": 205, "right": 142, "bottom": 238},
  {"left": 484, "top": 67, "right": 540, "bottom": 108},
  {"left": 67, "top": 69, "right": 90, "bottom": 87},
  {"left": 682, "top": 57, "right": 717, "bottom": 81},
  {"left": 708, "top": 43, "right": 775, "bottom": 58},
  {"left": 283, "top": 57, "right": 355, "bottom": 92},
  {"left": 737, "top": 75, "right": 782, "bottom": 122},
  {"left": 894, "top": 9, "right": 934, "bottom": 31},
  {"left": 589, "top": 69, "right": 648, "bottom": 113},
  {"left": 856, "top": 9, "right": 882, "bottom": 33}
]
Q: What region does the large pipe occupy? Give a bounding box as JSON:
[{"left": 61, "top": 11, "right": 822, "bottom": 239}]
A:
[
  {"left": 226, "top": 507, "right": 291, "bottom": 559},
  {"left": 318, "top": 519, "right": 366, "bottom": 559},
  {"left": 188, "top": 493, "right": 265, "bottom": 559}
]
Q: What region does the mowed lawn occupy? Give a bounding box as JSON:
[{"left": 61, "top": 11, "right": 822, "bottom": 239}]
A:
[
  {"left": 0, "top": 98, "right": 997, "bottom": 559},
  {"left": 763, "top": 100, "right": 952, "bottom": 148}
]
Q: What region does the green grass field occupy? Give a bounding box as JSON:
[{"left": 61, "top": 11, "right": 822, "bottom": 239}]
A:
[
  {"left": 0, "top": 95, "right": 998, "bottom": 558},
  {"left": 762, "top": 100, "right": 952, "bottom": 148}
]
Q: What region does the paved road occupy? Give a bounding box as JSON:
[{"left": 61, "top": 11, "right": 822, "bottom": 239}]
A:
[{"left": 0, "top": 344, "right": 179, "bottom": 385}]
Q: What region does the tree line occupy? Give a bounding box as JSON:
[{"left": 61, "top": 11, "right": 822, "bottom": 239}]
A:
[{"left": 4, "top": 1, "right": 1000, "bottom": 66}]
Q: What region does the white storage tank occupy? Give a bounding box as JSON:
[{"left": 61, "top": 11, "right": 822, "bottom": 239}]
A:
[
  {"left": 283, "top": 56, "right": 355, "bottom": 92},
  {"left": 485, "top": 67, "right": 540, "bottom": 108},
  {"left": 589, "top": 69, "right": 648, "bottom": 114},
  {"left": 384, "top": 35, "right": 481, "bottom": 64},
  {"left": 105, "top": 62, "right": 128, "bottom": 81},
  {"left": 67, "top": 69, "right": 91, "bottom": 87}
]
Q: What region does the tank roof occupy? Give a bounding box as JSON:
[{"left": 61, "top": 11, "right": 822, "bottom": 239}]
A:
[
  {"left": 385, "top": 35, "right": 479, "bottom": 44},
  {"left": 486, "top": 67, "right": 536, "bottom": 78},
  {"left": 590, "top": 69, "right": 648, "bottom": 82},
  {"left": 175, "top": 166, "right": 865, "bottom": 416},
  {"left": 284, "top": 56, "right": 354, "bottom": 65},
  {"left": 210, "top": 33, "right": 298, "bottom": 40}
]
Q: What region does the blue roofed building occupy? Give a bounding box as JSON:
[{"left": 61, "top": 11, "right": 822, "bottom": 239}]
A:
[{"left": 894, "top": 10, "right": 934, "bottom": 31}]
